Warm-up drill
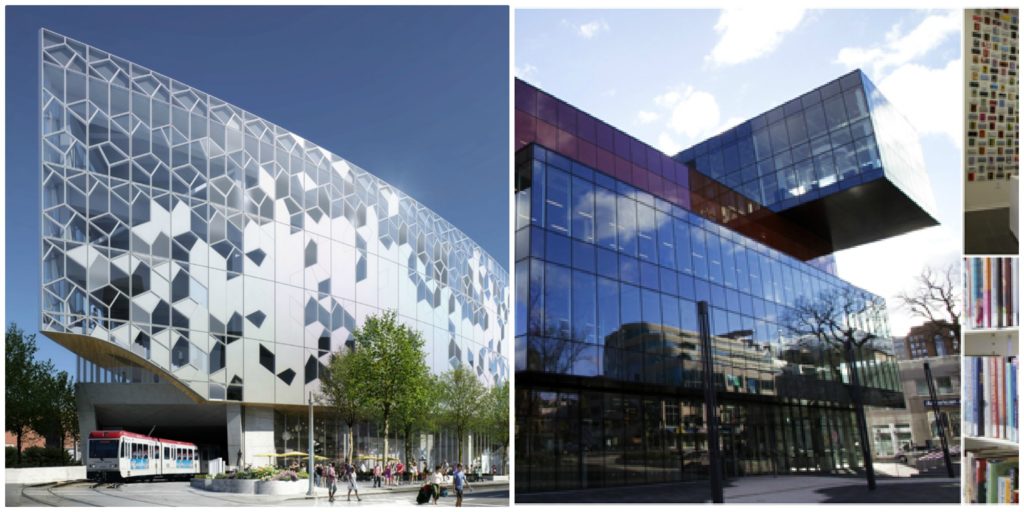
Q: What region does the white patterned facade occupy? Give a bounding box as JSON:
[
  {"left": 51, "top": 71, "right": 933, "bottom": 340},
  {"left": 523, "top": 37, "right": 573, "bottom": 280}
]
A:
[{"left": 39, "top": 28, "right": 509, "bottom": 408}]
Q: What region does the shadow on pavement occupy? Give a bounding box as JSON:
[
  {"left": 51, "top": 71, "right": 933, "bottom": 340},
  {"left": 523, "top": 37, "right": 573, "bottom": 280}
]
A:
[{"left": 817, "top": 480, "right": 961, "bottom": 504}]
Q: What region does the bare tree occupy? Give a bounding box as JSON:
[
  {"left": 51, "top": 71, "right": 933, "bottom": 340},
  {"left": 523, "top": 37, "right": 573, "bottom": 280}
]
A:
[
  {"left": 895, "top": 263, "right": 961, "bottom": 344},
  {"left": 784, "top": 286, "right": 886, "bottom": 490}
]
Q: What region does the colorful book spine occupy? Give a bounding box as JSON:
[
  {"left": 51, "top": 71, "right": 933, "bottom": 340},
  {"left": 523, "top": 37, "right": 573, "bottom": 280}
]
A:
[
  {"left": 967, "top": 355, "right": 1019, "bottom": 442},
  {"left": 965, "top": 257, "right": 1020, "bottom": 329}
]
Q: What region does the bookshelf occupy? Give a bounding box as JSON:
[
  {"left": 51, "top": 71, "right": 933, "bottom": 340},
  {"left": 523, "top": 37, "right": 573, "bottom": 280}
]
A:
[{"left": 962, "top": 328, "right": 1019, "bottom": 504}]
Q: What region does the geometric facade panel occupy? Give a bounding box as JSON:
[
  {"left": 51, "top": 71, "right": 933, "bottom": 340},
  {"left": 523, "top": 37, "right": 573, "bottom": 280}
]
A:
[{"left": 39, "top": 29, "right": 509, "bottom": 406}]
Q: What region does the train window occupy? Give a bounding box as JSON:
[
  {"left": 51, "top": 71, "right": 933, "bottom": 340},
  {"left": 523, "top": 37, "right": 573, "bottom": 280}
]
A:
[{"left": 121, "top": 442, "right": 126, "bottom": 458}]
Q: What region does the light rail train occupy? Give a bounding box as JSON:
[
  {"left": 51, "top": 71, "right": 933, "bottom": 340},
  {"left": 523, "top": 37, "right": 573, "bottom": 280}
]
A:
[{"left": 86, "top": 430, "right": 199, "bottom": 481}]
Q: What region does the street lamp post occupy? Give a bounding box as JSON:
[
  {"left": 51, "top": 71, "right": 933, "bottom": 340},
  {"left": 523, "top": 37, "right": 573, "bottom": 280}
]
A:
[{"left": 307, "top": 393, "right": 315, "bottom": 496}]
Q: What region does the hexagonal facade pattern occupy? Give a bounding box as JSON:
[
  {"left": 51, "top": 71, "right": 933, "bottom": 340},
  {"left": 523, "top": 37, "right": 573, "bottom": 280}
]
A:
[{"left": 39, "top": 29, "right": 509, "bottom": 406}]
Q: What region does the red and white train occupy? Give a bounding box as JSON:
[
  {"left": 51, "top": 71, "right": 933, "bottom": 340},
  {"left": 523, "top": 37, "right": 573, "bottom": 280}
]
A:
[{"left": 86, "top": 430, "right": 199, "bottom": 481}]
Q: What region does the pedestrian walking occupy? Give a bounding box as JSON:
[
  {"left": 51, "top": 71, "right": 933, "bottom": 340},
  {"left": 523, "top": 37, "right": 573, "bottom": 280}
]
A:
[
  {"left": 396, "top": 460, "right": 405, "bottom": 485},
  {"left": 429, "top": 465, "right": 444, "bottom": 505},
  {"left": 314, "top": 463, "right": 322, "bottom": 487},
  {"left": 453, "top": 463, "right": 472, "bottom": 507},
  {"left": 345, "top": 462, "right": 362, "bottom": 502},
  {"left": 326, "top": 462, "right": 338, "bottom": 503},
  {"left": 373, "top": 464, "right": 382, "bottom": 488},
  {"left": 384, "top": 462, "right": 392, "bottom": 487}
]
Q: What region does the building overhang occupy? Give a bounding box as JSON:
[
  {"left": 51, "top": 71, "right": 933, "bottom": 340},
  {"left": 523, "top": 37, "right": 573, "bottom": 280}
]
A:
[
  {"left": 41, "top": 330, "right": 205, "bottom": 404},
  {"left": 772, "top": 176, "right": 940, "bottom": 257}
]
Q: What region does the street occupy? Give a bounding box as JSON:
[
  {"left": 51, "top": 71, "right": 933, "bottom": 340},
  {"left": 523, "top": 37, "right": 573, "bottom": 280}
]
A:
[{"left": 7, "top": 481, "right": 509, "bottom": 507}]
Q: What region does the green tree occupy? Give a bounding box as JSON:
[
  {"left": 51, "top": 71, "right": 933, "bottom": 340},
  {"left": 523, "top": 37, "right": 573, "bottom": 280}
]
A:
[
  {"left": 438, "top": 366, "right": 486, "bottom": 465},
  {"left": 393, "top": 373, "right": 440, "bottom": 474},
  {"left": 319, "top": 349, "right": 371, "bottom": 465},
  {"left": 5, "top": 324, "right": 55, "bottom": 466},
  {"left": 482, "top": 381, "right": 509, "bottom": 474},
  {"left": 37, "top": 369, "right": 77, "bottom": 458},
  {"left": 349, "top": 311, "right": 430, "bottom": 468}
]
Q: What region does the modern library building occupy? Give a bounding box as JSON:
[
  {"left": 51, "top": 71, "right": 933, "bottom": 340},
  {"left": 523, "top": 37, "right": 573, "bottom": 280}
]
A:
[
  {"left": 38, "top": 29, "right": 508, "bottom": 468},
  {"left": 514, "top": 70, "right": 941, "bottom": 492}
]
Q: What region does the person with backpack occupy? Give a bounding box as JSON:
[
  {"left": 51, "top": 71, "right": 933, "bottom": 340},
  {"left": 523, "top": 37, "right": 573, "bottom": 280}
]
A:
[
  {"left": 325, "top": 462, "right": 338, "bottom": 503},
  {"left": 453, "top": 463, "right": 472, "bottom": 507}
]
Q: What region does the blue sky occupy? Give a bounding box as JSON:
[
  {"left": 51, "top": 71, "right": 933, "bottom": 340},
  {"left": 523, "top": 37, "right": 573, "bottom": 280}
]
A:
[
  {"left": 517, "top": 8, "right": 963, "bottom": 337},
  {"left": 6, "top": 6, "right": 509, "bottom": 375}
]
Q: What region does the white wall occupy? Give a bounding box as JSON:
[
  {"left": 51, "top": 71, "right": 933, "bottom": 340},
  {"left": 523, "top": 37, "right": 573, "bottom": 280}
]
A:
[
  {"left": 242, "top": 406, "right": 275, "bottom": 467},
  {"left": 965, "top": 180, "right": 1012, "bottom": 212}
]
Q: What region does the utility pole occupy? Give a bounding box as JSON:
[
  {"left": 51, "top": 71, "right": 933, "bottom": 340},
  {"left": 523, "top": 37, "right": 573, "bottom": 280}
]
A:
[
  {"left": 307, "top": 392, "right": 315, "bottom": 496},
  {"left": 923, "top": 361, "right": 955, "bottom": 477},
  {"left": 697, "top": 301, "right": 724, "bottom": 503}
]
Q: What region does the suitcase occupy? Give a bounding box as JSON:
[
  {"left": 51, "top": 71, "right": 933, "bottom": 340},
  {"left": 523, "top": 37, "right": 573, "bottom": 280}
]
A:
[{"left": 416, "top": 484, "right": 432, "bottom": 505}]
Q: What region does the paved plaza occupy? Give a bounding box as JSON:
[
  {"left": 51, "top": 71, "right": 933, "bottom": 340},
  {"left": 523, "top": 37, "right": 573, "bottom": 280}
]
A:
[
  {"left": 7, "top": 480, "right": 509, "bottom": 507},
  {"left": 515, "top": 474, "right": 961, "bottom": 504}
]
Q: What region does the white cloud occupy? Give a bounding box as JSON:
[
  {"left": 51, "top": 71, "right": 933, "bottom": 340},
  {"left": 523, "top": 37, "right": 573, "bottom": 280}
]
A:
[
  {"left": 563, "top": 19, "right": 609, "bottom": 39},
  {"left": 636, "top": 110, "right": 660, "bottom": 125},
  {"left": 654, "top": 90, "right": 682, "bottom": 108},
  {"left": 875, "top": 59, "right": 961, "bottom": 148},
  {"left": 665, "top": 86, "right": 721, "bottom": 140},
  {"left": 833, "top": 11, "right": 961, "bottom": 148},
  {"left": 707, "top": 8, "right": 806, "bottom": 66},
  {"left": 656, "top": 132, "right": 682, "bottom": 156},
  {"left": 515, "top": 63, "right": 540, "bottom": 84},
  {"left": 645, "top": 85, "right": 729, "bottom": 151},
  {"left": 835, "top": 226, "right": 960, "bottom": 337},
  {"left": 714, "top": 116, "right": 744, "bottom": 137},
  {"left": 836, "top": 10, "right": 959, "bottom": 78}
]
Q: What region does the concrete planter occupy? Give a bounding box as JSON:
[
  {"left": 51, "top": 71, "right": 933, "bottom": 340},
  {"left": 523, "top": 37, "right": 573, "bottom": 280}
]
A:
[
  {"left": 6, "top": 466, "right": 86, "bottom": 485},
  {"left": 191, "top": 478, "right": 255, "bottom": 494},
  {"left": 190, "top": 477, "right": 307, "bottom": 495},
  {"left": 254, "top": 479, "right": 308, "bottom": 495},
  {"left": 189, "top": 479, "right": 211, "bottom": 491}
]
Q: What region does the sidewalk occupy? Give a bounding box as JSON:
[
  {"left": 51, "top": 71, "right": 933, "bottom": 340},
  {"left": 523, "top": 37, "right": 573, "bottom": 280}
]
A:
[
  {"left": 283, "top": 479, "right": 509, "bottom": 501},
  {"left": 516, "top": 475, "right": 960, "bottom": 504}
]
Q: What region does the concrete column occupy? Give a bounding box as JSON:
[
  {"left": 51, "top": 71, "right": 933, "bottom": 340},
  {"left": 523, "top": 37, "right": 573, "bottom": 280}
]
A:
[
  {"left": 242, "top": 406, "right": 275, "bottom": 467},
  {"left": 226, "top": 403, "right": 243, "bottom": 469},
  {"left": 75, "top": 384, "right": 97, "bottom": 461}
]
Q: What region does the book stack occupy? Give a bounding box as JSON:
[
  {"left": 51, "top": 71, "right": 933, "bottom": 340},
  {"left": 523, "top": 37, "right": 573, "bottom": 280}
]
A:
[
  {"left": 964, "top": 257, "right": 1020, "bottom": 329},
  {"left": 965, "top": 453, "right": 1019, "bottom": 504},
  {"left": 964, "top": 356, "right": 1019, "bottom": 442}
]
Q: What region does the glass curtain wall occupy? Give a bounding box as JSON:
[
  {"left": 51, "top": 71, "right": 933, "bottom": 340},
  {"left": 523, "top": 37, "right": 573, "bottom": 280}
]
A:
[{"left": 515, "top": 143, "right": 902, "bottom": 492}]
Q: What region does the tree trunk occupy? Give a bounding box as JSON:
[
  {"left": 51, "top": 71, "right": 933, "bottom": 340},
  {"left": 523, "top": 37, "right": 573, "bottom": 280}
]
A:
[
  {"left": 457, "top": 427, "right": 463, "bottom": 465},
  {"left": 845, "top": 340, "right": 876, "bottom": 490},
  {"left": 404, "top": 424, "right": 413, "bottom": 474},
  {"left": 503, "top": 440, "right": 509, "bottom": 475},
  {"left": 346, "top": 422, "right": 355, "bottom": 465},
  {"left": 383, "top": 414, "right": 390, "bottom": 470},
  {"left": 16, "top": 430, "right": 23, "bottom": 466}
]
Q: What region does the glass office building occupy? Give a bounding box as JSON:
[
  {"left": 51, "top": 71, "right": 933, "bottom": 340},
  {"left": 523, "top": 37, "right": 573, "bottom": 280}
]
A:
[
  {"left": 514, "top": 73, "right": 938, "bottom": 492},
  {"left": 39, "top": 29, "right": 508, "bottom": 466}
]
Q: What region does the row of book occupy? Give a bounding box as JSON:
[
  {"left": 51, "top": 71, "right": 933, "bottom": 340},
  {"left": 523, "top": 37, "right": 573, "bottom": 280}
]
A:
[
  {"left": 964, "top": 355, "right": 1019, "bottom": 442},
  {"left": 965, "top": 453, "right": 1019, "bottom": 504},
  {"left": 964, "top": 257, "right": 1019, "bottom": 329}
]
